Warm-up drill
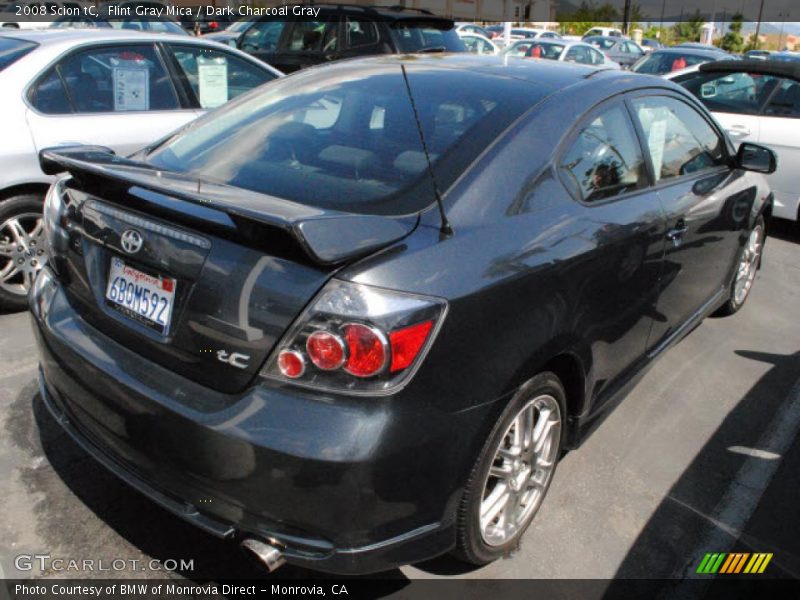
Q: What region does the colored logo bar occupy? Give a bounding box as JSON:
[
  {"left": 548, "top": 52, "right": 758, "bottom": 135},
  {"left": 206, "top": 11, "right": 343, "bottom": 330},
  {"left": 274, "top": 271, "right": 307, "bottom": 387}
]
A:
[{"left": 696, "top": 552, "right": 773, "bottom": 574}]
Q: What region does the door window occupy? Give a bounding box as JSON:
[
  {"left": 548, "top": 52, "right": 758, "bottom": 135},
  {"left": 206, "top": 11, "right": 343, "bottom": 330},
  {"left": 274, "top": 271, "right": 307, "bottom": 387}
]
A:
[
  {"left": 346, "top": 18, "right": 378, "bottom": 48},
  {"left": 168, "top": 45, "right": 276, "bottom": 109},
  {"left": 673, "top": 70, "right": 779, "bottom": 115},
  {"left": 559, "top": 103, "right": 648, "bottom": 202},
  {"left": 32, "top": 45, "right": 179, "bottom": 114},
  {"left": 632, "top": 96, "right": 726, "bottom": 182},
  {"left": 285, "top": 21, "right": 339, "bottom": 53},
  {"left": 239, "top": 20, "right": 288, "bottom": 53},
  {"left": 764, "top": 79, "right": 800, "bottom": 118}
]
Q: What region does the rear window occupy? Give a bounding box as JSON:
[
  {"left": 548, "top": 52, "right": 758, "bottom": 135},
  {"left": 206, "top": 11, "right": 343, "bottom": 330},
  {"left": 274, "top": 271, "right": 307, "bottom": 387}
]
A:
[
  {"left": 389, "top": 20, "right": 465, "bottom": 53},
  {"left": 631, "top": 52, "right": 714, "bottom": 75},
  {"left": 0, "top": 37, "right": 37, "bottom": 72},
  {"left": 146, "top": 63, "right": 539, "bottom": 216}
]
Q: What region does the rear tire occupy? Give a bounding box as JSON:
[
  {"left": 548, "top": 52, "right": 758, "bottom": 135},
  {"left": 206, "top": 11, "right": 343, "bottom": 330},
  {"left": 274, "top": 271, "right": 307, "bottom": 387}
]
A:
[
  {"left": 0, "top": 194, "right": 47, "bottom": 312},
  {"left": 452, "top": 372, "right": 565, "bottom": 566},
  {"left": 715, "top": 215, "right": 765, "bottom": 317}
]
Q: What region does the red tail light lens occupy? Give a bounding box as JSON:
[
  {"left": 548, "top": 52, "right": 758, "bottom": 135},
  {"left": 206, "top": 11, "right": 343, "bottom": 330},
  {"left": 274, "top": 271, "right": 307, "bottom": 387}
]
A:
[
  {"left": 389, "top": 321, "right": 434, "bottom": 373},
  {"left": 343, "top": 323, "right": 387, "bottom": 377},
  {"left": 262, "top": 280, "right": 447, "bottom": 395},
  {"left": 306, "top": 330, "right": 345, "bottom": 370},
  {"left": 277, "top": 350, "right": 305, "bottom": 379}
]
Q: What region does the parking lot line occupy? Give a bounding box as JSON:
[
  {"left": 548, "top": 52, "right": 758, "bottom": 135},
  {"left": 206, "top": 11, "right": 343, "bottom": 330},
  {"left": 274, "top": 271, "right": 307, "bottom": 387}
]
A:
[{"left": 674, "top": 375, "right": 800, "bottom": 581}]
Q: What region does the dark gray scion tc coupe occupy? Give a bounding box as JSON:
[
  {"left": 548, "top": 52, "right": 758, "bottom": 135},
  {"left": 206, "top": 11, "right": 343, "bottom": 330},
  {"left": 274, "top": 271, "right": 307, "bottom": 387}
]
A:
[{"left": 30, "top": 54, "right": 775, "bottom": 574}]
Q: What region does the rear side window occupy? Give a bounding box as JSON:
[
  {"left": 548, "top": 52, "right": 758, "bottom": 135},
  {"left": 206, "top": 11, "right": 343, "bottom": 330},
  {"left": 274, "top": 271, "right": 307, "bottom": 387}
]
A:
[
  {"left": 29, "top": 69, "right": 71, "bottom": 114},
  {"left": 632, "top": 96, "right": 726, "bottom": 182},
  {"left": 168, "top": 45, "right": 276, "bottom": 109},
  {"left": 146, "top": 65, "right": 537, "bottom": 215},
  {"left": 559, "top": 104, "right": 647, "bottom": 203},
  {"left": 389, "top": 21, "right": 465, "bottom": 52},
  {"left": 0, "top": 37, "right": 37, "bottom": 72},
  {"left": 284, "top": 21, "right": 339, "bottom": 53},
  {"left": 53, "top": 45, "right": 179, "bottom": 114},
  {"left": 764, "top": 79, "right": 800, "bottom": 118}
]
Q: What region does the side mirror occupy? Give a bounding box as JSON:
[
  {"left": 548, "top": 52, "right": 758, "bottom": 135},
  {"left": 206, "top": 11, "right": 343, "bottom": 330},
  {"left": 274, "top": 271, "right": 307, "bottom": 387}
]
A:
[
  {"left": 39, "top": 145, "right": 115, "bottom": 175},
  {"left": 736, "top": 142, "right": 777, "bottom": 174},
  {"left": 701, "top": 83, "right": 717, "bottom": 98}
]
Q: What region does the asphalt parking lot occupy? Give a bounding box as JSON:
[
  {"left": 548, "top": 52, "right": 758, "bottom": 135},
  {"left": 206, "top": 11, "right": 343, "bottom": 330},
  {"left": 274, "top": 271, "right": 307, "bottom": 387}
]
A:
[{"left": 0, "top": 220, "right": 798, "bottom": 584}]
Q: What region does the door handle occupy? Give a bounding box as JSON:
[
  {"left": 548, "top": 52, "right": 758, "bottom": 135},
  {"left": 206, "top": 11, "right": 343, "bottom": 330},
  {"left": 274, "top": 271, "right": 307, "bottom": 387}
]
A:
[
  {"left": 727, "top": 124, "right": 751, "bottom": 137},
  {"left": 666, "top": 219, "right": 688, "bottom": 243}
]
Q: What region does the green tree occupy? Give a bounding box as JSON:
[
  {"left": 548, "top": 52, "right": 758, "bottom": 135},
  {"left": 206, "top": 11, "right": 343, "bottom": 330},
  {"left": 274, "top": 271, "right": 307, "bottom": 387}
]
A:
[
  {"left": 557, "top": 0, "right": 618, "bottom": 36},
  {"left": 719, "top": 13, "right": 745, "bottom": 53},
  {"left": 672, "top": 10, "right": 704, "bottom": 43}
]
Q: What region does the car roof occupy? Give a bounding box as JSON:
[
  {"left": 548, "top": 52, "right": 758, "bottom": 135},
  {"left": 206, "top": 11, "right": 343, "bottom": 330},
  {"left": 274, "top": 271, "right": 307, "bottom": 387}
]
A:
[
  {"left": 0, "top": 28, "right": 194, "bottom": 46},
  {"left": 351, "top": 53, "right": 628, "bottom": 90},
  {"left": 584, "top": 35, "right": 620, "bottom": 42},
  {"left": 652, "top": 46, "right": 729, "bottom": 58},
  {"left": 699, "top": 58, "right": 800, "bottom": 80},
  {"left": 325, "top": 3, "right": 451, "bottom": 21}
]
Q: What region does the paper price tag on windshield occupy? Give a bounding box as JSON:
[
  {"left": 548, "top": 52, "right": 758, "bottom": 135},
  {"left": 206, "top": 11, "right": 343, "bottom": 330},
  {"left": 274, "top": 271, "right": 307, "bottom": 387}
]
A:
[
  {"left": 198, "top": 57, "right": 228, "bottom": 109},
  {"left": 113, "top": 67, "right": 149, "bottom": 112}
]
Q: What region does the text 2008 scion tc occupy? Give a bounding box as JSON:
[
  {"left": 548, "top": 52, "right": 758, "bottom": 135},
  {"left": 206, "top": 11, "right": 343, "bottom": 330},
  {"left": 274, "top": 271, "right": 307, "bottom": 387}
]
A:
[{"left": 31, "top": 54, "right": 775, "bottom": 574}]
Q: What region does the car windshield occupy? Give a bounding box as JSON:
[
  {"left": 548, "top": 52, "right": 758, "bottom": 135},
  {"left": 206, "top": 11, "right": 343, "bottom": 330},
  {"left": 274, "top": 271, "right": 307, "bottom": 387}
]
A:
[
  {"left": 389, "top": 20, "right": 465, "bottom": 52},
  {"left": 0, "top": 37, "right": 36, "bottom": 71},
  {"left": 631, "top": 52, "right": 714, "bottom": 74},
  {"left": 146, "top": 62, "right": 539, "bottom": 216}
]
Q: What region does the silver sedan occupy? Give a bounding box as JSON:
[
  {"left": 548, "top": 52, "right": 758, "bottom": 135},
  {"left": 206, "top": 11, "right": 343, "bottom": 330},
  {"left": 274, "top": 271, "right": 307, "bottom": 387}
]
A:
[
  {"left": 0, "top": 28, "right": 282, "bottom": 309},
  {"left": 502, "top": 39, "right": 621, "bottom": 69}
]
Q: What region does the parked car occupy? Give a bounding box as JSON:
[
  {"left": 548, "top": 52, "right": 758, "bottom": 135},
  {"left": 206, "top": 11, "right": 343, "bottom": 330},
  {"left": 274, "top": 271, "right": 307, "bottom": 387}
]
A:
[
  {"left": 745, "top": 49, "right": 771, "bottom": 60},
  {"left": 583, "top": 35, "right": 644, "bottom": 68},
  {"left": 771, "top": 51, "right": 800, "bottom": 63},
  {"left": 179, "top": 13, "right": 235, "bottom": 36},
  {"left": 0, "top": 0, "right": 82, "bottom": 29},
  {"left": 0, "top": 29, "right": 281, "bottom": 308},
  {"left": 235, "top": 4, "right": 465, "bottom": 73},
  {"left": 202, "top": 17, "right": 254, "bottom": 46},
  {"left": 630, "top": 46, "right": 732, "bottom": 75},
  {"left": 667, "top": 59, "right": 800, "bottom": 222},
  {"left": 50, "top": 15, "right": 189, "bottom": 35},
  {"left": 32, "top": 53, "right": 774, "bottom": 575},
  {"left": 455, "top": 22, "right": 492, "bottom": 40},
  {"left": 503, "top": 39, "right": 619, "bottom": 68},
  {"left": 583, "top": 26, "right": 623, "bottom": 38},
  {"left": 481, "top": 25, "right": 560, "bottom": 45},
  {"left": 640, "top": 38, "right": 663, "bottom": 53},
  {"left": 459, "top": 33, "right": 499, "bottom": 55}
]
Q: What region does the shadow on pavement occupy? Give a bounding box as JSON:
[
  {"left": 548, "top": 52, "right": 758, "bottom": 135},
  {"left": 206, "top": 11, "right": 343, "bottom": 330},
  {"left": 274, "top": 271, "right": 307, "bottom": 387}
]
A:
[
  {"left": 609, "top": 349, "right": 800, "bottom": 585},
  {"left": 767, "top": 219, "right": 800, "bottom": 245}
]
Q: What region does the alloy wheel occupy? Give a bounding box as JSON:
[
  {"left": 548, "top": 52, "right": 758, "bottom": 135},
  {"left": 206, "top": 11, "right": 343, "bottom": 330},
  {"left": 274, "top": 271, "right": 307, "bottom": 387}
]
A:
[
  {"left": 733, "top": 223, "right": 764, "bottom": 306},
  {"left": 479, "top": 394, "right": 561, "bottom": 546},
  {"left": 0, "top": 212, "right": 47, "bottom": 297}
]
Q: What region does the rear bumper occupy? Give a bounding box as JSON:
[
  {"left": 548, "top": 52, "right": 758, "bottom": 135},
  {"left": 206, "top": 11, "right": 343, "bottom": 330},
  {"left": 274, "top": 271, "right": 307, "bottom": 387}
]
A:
[{"left": 28, "top": 268, "right": 488, "bottom": 574}]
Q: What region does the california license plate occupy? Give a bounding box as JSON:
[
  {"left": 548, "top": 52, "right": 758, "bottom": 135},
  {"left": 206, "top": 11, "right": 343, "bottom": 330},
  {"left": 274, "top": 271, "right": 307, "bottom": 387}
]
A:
[{"left": 105, "top": 257, "right": 176, "bottom": 334}]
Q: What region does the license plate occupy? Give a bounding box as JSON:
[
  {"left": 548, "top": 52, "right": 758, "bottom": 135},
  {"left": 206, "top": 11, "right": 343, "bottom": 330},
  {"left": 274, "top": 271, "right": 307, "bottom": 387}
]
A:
[{"left": 105, "top": 257, "right": 176, "bottom": 335}]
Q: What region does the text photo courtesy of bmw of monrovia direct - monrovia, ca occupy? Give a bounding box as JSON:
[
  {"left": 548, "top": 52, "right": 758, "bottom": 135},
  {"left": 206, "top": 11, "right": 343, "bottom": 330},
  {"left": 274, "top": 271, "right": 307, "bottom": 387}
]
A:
[{"left": 106, "top": 4, "right": 322, "bottom": 18}]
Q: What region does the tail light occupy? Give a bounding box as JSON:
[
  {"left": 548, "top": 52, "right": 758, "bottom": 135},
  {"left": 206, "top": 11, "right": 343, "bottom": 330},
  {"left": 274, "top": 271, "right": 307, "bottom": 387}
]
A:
[
  {"left": 43, "top": 176, "right": 70, "bottom": 261},
  {"left": 263, "top": 280, "right": 447, "bottom": 395}
]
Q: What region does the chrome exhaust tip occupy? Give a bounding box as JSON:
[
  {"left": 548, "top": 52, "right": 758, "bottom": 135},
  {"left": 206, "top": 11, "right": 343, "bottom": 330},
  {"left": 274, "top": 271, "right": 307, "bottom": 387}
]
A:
[{"left": 241, "top": 538, "right": 286, "bottom": 572}]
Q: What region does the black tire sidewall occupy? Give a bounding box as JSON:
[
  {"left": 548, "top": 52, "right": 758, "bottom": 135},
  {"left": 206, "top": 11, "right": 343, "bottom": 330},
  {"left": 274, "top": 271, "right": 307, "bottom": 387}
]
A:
[
  {"left": 0, "top": 194, "right": 46, "bottom": 311},
  {"left": 455, "top": 372, "right": 567, "bottom": 565}
]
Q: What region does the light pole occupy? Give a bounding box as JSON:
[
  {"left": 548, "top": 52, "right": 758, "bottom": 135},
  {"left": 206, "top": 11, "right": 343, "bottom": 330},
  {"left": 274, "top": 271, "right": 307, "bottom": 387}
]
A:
[{"left": 753, "top": 0, "right": 765, "bottom": 50}]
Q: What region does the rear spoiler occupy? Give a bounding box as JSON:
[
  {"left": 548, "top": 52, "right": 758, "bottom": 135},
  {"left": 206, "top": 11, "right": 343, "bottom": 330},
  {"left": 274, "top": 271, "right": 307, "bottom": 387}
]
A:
[{"left": 40, "top": 147, "right": 416, "bottom": 266}]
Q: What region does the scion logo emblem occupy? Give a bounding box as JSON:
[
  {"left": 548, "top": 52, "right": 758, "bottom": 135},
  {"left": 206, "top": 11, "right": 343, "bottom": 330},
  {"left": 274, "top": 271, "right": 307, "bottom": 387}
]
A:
[{"left": 120, "top": 229, "right": 144, "bottom": 254}]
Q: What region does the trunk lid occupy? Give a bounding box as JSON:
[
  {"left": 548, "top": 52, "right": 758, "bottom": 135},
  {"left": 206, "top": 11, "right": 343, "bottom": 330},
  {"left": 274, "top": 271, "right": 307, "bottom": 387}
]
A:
[{"left": 47, "top": 149, "right": 416, "bottom": 393}]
